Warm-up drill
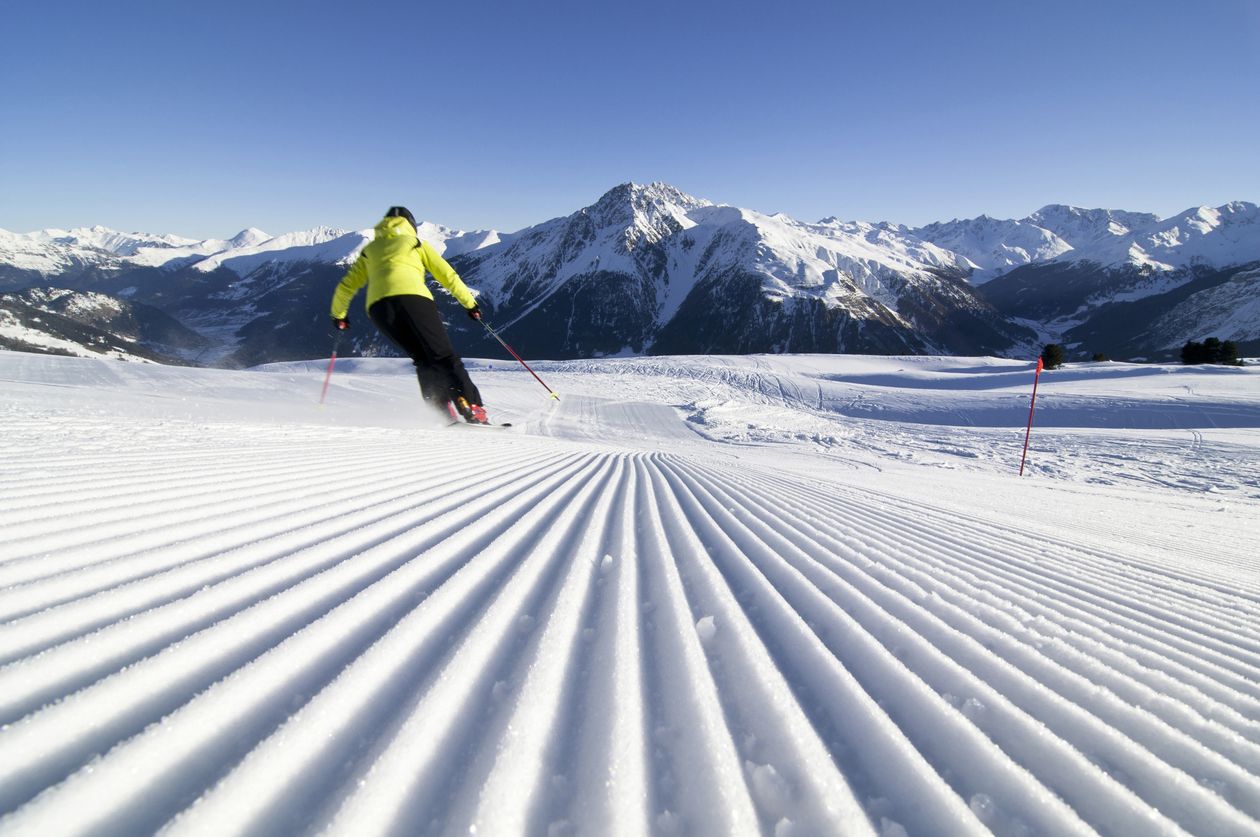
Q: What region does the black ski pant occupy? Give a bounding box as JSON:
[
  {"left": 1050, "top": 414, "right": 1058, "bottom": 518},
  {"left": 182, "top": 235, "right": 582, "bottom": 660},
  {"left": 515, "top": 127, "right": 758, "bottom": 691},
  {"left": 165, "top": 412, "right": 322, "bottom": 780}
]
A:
[{"left": 368, "top": 294, "right": 483, "bottom": 408}]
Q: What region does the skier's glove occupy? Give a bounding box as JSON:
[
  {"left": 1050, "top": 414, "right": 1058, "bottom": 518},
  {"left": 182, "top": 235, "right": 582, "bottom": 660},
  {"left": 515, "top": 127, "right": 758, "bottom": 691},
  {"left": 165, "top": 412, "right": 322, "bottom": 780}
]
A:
[
  {"left": 331, "top": 316, "right": 350, "bottom": 331},
  {"left": 467, "top": 306, "right": 482, "bottom": 322}
]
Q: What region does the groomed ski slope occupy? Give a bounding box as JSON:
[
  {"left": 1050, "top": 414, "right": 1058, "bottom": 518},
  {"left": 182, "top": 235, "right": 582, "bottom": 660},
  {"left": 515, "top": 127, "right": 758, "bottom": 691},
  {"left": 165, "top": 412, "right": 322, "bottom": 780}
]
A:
[{"left": 1, "top": 350, "right": 1258, "bottom": 837}]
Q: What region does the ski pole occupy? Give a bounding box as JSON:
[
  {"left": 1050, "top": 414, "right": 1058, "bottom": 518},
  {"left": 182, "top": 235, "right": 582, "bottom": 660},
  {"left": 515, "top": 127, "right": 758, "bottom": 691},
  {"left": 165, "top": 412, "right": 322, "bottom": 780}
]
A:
[
  {"left": 1019, "top": 355, "right": 1044, "bottom": 476},
  {"left": 479, "top": 318, "right": 559, "bottom": 401},
  {"left": 318, "top": 324, "right": 346, "bottom": 406}
]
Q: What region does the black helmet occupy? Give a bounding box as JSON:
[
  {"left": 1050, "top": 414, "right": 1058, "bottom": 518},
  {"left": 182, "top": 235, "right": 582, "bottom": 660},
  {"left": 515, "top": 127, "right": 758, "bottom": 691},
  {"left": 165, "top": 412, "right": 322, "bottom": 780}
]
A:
[{"left": 385, "top": 205, "right": 417, "bottom": 231}]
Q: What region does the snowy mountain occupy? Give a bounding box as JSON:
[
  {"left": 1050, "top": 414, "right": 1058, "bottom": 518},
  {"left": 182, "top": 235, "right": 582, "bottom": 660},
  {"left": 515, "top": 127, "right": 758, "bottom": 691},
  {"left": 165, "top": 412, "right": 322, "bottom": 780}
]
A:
[
  {"left": 1147, "top": 267, "right": 1260, "bottom": 348},
  {"left": 0, "top": 225, "right": 202, "bottom": 272},
  {"left": 2, "top": 350, "right": 1258, "bottom": 835},
  {"left": 189, "top": 227, "right": 363, "bottom": 275},
  {"left": 910, "top": 215, "right": 1073, "bottom": 283},
  {"left": 0, "top": 218, "right": 507, "bottom": 367},
  {"left": 0, "top": 287, "right": 211, "bottom": 362},
  {"left": 122, "top": 227, "right": 276, "bottom": 269},
  {"left": 1055, "top": 201, "right": 1260, "bottom": 272},
  {"left": 0, "top": 225, "right": 235, "bottom": 278},
  {"left": 1024, "top": 204, "right": 1160, "bottom": 253},
  {"left": 910, "top": 204, "right": 1173, "bottom": 285},
  {"left": 451, "top": 183, "right": 1031, "bottom": 358},
  {"left": 0, "top": 222, "right": 495, "bottom": 284},
  {"left": 1, "top": 188, "right": 1257, "bottom": 365},
  {"left": 980, "top": 201, "right": 1260, "bottom": 357}
]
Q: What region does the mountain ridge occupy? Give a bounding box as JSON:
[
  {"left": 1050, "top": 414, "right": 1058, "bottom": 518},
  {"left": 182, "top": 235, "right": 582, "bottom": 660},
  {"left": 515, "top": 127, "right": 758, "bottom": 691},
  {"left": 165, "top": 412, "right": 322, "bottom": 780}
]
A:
[{"left": 2, "top": 184, "right": 1257, "bottom": 365}]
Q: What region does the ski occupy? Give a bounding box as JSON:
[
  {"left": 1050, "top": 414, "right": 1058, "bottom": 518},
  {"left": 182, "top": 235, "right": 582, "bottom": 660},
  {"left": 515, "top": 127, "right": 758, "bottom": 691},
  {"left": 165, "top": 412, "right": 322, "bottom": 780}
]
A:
[{"left": 446, "top": 421, "right": 513, "bottom": 429}]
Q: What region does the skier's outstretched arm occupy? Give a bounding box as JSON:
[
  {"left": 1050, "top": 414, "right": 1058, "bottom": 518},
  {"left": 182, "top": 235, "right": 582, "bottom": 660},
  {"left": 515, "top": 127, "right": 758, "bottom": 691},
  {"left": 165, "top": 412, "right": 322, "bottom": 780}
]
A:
[{"left": 417, "top": 240, "right": 478, "bottom": 311}]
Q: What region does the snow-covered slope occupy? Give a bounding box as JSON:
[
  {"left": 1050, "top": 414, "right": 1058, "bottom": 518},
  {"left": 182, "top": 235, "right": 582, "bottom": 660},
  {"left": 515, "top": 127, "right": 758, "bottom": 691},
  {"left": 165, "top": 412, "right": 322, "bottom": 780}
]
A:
[
  {"left": 121, "top": 228, "right": 274, "bottom": 269},
  {"left": 979, "top": 202, "right": 1260, "bottom": 356},
  {"left": 0, "top": 288, "right": 209, "bottom": 362},
  {"left": 0, "top": 226, "right": 202, "bottom": 274},
  {"left": 0, "top": 305, "right": 149, "bottom": 361},
  {"left": 725, "top": 212, "right": 972, "bottom": 312},
  {"left": 1146, "top": 267, "right": 1260, "bottom": 348},
  {"left": 457, "top": 181, "right": 714, "bottom": 319},
  {"left": 1024, "top": 205, "right": 1160, "bottom": 253},
  {"left": 190, "top": 227, "right": 364, "bottom": 274},
  {"left": 910, "top": 204, "right": 1170, "bottom": 286},
  {"left": 1, "top": 350, "right": 1258, "bottom": 836},
  {"left": 912, "top": 201, "right": 1260, "bottom": 287},
  {"left": 910, "top": 215, "right": 1073, "bottom": 283},
  {"left": 1059, "top": 202, "right": 1260, "bottom": 272},
  {"left": 2, "top": 221, "right": 500, "bottom": 280}
]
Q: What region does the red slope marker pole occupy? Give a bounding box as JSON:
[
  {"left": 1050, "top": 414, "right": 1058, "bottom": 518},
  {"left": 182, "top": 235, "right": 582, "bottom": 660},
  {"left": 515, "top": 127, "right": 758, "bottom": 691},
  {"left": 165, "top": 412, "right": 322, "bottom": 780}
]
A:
[
  {"left": 1019, "top": 355, "right": 1044, "bottom": 476},
  {"left": 480, "top": 319, "right": 560, "bottom": 401},
  {"left": 319, "top": 325, "right": 346, "bottom": 406}
]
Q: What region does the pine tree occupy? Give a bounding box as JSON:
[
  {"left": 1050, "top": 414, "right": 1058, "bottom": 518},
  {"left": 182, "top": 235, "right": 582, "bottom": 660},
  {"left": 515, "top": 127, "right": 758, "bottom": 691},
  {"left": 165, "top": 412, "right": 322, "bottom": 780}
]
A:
[
  {"left": 1182, "top": 340, "right": 1205, "bottom": 364},
  {"left": 1041, "top": 343, "right": 1065, "bottom": 370},
  {"left": 1181, "top": 337, "right": 1240, "bottom": 365}
]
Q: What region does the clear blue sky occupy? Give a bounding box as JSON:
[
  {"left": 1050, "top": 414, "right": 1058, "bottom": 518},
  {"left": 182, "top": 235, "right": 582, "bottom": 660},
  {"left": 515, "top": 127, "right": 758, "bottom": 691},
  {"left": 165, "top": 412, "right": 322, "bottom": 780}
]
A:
[{"left": 3, "top": 0, "right": 1257, "bottom": 238}]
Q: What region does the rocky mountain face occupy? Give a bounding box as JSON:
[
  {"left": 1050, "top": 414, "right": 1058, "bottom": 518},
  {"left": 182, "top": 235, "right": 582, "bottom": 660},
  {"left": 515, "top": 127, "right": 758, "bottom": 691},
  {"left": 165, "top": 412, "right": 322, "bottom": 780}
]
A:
[
  {"left": 0, "top": 288, "right": 210, "bottom": 362},
  {"left": 448, "top": 183, "right": 1033, "bottom": 359},
  {"left": 977, "top": 202, "right": 1260, "bottom": 358},
  {"left": 1, "top": 186, "right": 1257, "bottom": 366}
]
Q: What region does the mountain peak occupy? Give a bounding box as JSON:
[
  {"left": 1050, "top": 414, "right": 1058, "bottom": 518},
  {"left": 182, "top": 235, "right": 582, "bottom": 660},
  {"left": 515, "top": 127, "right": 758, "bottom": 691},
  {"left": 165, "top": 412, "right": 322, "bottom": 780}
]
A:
[
  {"left": 909, "top": 215, "right": 1072, "bottom": 281},
  {"left": 1028, "top": 203, "right": 1159, "bottom": 227},
  {"left": 1029, "top": 203, "right": 1086, "bottom": 216},
  {"left": 1219, "top": 200, "right": 1259, "bottom": 215},
  {"left": 1023, "top": 205, "right": 1161, "bottom": 257},
  {"left": 230, "top": 228, "right": 271, "bottom": 248},
  {"left": 591, "top": 182, "right": 709, "bottom": 221},
  {"left": 580, "top": 182, "right": 711, "bottom": 252}
]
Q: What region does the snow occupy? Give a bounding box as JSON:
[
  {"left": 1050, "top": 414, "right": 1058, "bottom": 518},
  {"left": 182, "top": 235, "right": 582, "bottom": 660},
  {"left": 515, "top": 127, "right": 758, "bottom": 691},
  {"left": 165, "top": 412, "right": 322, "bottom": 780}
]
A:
[
  {"left": 0, "top": 311, "right": 145, "bottom": 362},
  {"left": 1024, "top": 205, "right": 1160, "bottom": 253},
  {"left": 911, "top": 215, "right": 1073, "bottom": 284},
  {"left": 414, "top": 222, "right": 505, "bottom": 258},
  {"left": 665, "top": 201, "right": 974, "bottom": 318},
  {"left": 0, "top": 229, "right": 108, "bottom": 274},
  {"left": 0, "top": 226, "right": 200, "bottom": 257},
  {"left": 1, "top": 347, "right": 1259, "bottom": 836},
  {"left": 2, "top": 221, "right": 500, "bottom": 281},
  {"left": 906, "top": 201, "right": 1260, "bottom": 290},
  {"left": 1152, "top": 268, "right": 1260, "bottom": 347},
  {"left": 190, "top": 227, "right": 364, "bottom": 274},
  {"left": 466, "top": 184, "right": 985, "bottom": 345},
  {"left": 1061, "top": 202, "right": 1260, "bottom": 273},
  {"left": 739, "top": 212, "right": 961, "bottom": 313}
]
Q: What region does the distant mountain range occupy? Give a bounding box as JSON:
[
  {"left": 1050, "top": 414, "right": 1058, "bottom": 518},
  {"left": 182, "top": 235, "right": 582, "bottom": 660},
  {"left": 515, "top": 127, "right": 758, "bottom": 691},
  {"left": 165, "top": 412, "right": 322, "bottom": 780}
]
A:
[{"left": 2, "top": 184, "right": 1257, "bottom": 365}]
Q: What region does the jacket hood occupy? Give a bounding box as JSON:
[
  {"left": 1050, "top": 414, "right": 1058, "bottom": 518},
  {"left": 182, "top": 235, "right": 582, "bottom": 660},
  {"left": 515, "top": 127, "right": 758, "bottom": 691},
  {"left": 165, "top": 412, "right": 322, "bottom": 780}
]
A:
[{"left": 375, "top": 215, "right": 416, "bottom": 238}]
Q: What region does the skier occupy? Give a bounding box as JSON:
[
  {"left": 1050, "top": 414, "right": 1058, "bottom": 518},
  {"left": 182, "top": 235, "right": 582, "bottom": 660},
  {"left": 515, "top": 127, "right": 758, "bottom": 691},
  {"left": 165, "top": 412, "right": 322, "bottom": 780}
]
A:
[{"left": 330, "top": 206, "right": 490, "bottom": 424}]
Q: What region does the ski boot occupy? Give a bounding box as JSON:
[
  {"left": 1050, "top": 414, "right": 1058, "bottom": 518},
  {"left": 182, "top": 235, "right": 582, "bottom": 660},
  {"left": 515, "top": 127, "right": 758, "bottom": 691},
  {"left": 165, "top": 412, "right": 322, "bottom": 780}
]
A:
[{"left": 454, "top": 396, "right": 490, "bottom": 425}]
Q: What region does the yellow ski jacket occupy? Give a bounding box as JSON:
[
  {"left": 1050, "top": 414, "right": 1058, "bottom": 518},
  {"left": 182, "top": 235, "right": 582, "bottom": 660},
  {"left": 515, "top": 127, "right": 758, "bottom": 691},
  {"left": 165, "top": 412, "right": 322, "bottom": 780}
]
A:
[{"left": 330, "top": 215, "right": 478, "bottom": 318}]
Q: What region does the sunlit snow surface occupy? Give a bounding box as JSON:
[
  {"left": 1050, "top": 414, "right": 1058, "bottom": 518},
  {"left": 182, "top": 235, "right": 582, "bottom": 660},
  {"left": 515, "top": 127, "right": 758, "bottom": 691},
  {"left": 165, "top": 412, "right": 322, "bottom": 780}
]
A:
[{"left": 1, "top": 350, "right": 1258, "bottom": 836}]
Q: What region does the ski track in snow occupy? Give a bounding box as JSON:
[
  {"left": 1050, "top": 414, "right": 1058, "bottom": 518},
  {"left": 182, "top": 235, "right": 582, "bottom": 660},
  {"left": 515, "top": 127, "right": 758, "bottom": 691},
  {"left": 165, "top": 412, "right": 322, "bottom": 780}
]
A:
[{"left": 1, "top": 354, "right": 1259, "bottom": 836}]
